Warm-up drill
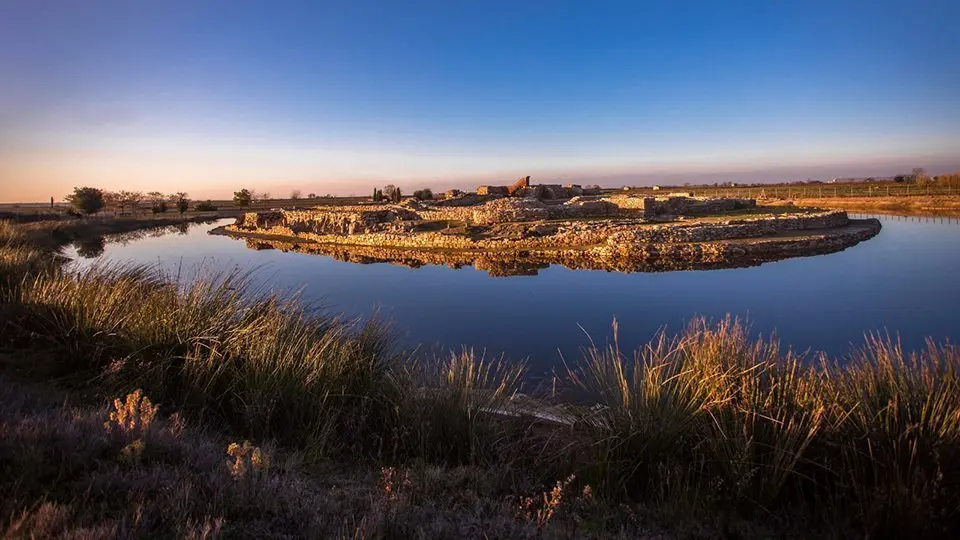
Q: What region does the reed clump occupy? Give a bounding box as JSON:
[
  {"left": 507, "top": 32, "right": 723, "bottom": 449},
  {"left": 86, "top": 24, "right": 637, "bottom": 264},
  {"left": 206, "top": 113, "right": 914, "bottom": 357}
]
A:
[{"left": 560, "top": 318, "right": 960, "bottom": 536}]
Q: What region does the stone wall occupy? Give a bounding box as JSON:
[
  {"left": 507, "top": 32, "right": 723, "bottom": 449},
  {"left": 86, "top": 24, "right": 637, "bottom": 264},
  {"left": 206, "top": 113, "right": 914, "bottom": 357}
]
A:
[
  {"left": 471, "top": 198, "right": 550, "bottom": 225},
  {"left": 429, "top": 193, "right": 500, "bottom": 207},
  {"left": 602, "top": 195, "right": 756, "bottom": 217},
  {"left": 546, "top": 198, "right": 617, "bottom": 219},
  {"left": 233, "top": 206, "right": 421, "bottom": 236},
  {"left": 604, "top": 210, "right": 848, "bottom": 244},
  {"left": 642, "top": 196, "right": 756, "bottom": 217},
  {"left": 236, "top": 211, "right": 284, "bottom": 230},
  {"left": 417, "top": 206, "right": 478, "bottom": 223},
  {"left": 477, "top": 185, "right": 509, "bottom": 196}
]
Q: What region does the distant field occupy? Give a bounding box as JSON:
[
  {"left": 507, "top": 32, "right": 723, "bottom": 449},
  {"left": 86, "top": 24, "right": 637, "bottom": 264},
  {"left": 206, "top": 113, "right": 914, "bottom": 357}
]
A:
[
  {"left": 605, "top": 180, "right": 960, "bottom": 217},
  {"left": 610, "top": 180, "right": 960, "bottom": 200}
]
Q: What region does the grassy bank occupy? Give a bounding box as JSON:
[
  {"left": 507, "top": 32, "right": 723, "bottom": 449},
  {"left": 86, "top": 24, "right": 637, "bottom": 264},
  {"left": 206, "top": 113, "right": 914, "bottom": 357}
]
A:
[
  {"left": 9, "top": 213, "right": 231, "bottom": 250},
  {"left": 2, "top": 218, "right": 959, "bottom": 538},
  {"left": 775, "top": 195, "right": 960, "bottom": 218}
]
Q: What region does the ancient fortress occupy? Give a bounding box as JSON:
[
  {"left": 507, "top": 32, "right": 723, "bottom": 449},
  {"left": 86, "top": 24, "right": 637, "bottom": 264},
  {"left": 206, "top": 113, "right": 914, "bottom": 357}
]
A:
[{"left": 221, "top": 178, "right": 881, "bottom": 276}]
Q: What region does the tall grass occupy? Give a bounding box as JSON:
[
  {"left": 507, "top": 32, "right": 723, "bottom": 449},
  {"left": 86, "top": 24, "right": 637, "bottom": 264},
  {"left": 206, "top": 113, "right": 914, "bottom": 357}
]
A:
[
  {"left": 0, "top": 221, "right": 53, "bottom": 287},
  {"left": 816, "top": 336, "right": 960, "bottom": 535},
  {"left": 563, "top": 319, "right": 960, "bottom": 535},
  {"left": 6, "top": 261, "right": 397, "bottom": 458},
  {"left": 389, "top": 348, "right": 527, "bottom": 464}
]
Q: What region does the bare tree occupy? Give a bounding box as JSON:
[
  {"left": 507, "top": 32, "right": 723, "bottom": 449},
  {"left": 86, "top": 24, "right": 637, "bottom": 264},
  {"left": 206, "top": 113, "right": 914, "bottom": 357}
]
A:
[
  {"left": 101, "top": 191, "right": 120, "bottom": 213},
  {"left": 116, "top": 191, "right": 143, "bottom": 215},
  {"left": 173, "top": 192, "right": 189, "bottom": 214},
  {"left": 290, "top": 189, "right": 302, "bottom": 200},
  {"left": 382, "top": 184, "right": 397, "bottom": 200}
]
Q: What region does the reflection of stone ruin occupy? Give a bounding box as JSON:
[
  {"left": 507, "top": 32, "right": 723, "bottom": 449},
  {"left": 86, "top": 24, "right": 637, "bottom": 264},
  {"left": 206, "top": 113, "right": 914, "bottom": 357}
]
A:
[{"left": 223, "top": 178, "right": 881, "bottom": 276}]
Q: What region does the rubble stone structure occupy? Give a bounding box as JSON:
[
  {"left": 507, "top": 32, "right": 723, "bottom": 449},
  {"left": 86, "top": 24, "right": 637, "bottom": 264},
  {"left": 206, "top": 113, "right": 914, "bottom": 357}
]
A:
[{"left": 223, "top": 190, "right": 881, "bottom": 276}]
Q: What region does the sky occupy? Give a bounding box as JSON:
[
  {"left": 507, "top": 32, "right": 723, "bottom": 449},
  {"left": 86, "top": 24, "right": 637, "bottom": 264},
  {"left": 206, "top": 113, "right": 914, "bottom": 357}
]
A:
[{"left": 1, "top": 0, "right": 959, "bottom": 202}]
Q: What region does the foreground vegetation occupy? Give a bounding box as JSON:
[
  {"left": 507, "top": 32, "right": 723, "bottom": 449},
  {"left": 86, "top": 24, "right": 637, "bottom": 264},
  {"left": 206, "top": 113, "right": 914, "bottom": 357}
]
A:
[{"left": 2, "top": 219, "right": 959, "bottom": 538}]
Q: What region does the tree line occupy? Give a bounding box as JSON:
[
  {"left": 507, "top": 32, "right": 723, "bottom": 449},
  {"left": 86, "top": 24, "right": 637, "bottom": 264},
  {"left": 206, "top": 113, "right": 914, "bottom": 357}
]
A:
[
  {"left": 64, "top": 187, "right": 216, "bottom": 215},
  {"left": 371, "top": 184, "right": 434, "bottom": 203}
]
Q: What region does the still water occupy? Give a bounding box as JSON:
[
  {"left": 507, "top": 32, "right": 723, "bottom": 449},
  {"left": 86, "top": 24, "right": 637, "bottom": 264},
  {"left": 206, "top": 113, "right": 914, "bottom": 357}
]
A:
[{"left": 65, "top": 215, "right": 960, "bottom": 374}]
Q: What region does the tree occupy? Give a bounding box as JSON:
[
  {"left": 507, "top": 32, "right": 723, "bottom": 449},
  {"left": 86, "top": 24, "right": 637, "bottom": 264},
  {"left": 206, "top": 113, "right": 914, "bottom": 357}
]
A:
[
  {"left": 413, "top": 188, "right": 433, "bottom": 200},
  {"left": 101, "top": 191, "right": 120, "bottom": 213},
  {"left": 913, "top": 167, "right": 931, "bottom": 185},
  {"left": 146, "top": 192, "right": 167, "bottom": 213},
  {"left": 290, "top": 190, "right": 302, "bottom": 200},
  {"left": 195, "top": 200, "right": 218, "bottom": 211},
  {"left": 115, "top": 190, "right": 143, "bottom": 215},
  {"left": 65, "top": 187, "right": 105, "bottom": 215},
  {"left": 234, "top": 189, "right": 253, "bottom": 207},
  {"left": 382, "top": 184, "right": 397, "bottom": 200},
  {"left": 308, "top": 193, "right": 317, "bottom": 199},
  {"left": 937, "top": 170, "right": 960, "bottom": 188},
  {"left": 174, "top": 192, "right": 189, "bottom": 214},
  {"left": 393, "top": 186, "right": 402, "bottom": 203}
]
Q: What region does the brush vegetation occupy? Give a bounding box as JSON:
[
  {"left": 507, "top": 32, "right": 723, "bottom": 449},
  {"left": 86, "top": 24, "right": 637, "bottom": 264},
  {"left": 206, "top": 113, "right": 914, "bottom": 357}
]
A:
[{"left": 1, "top": 218, "right": 959, "bottom": 538}]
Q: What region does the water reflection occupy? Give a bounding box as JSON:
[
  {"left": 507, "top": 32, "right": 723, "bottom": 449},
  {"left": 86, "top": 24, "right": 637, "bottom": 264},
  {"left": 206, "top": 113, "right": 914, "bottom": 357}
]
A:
[
  {"left": 71, "top": 221, "right": 209, "bottom": 259},
  {"left": 73, "top": 236, "right": 106, "bottom": 258}
]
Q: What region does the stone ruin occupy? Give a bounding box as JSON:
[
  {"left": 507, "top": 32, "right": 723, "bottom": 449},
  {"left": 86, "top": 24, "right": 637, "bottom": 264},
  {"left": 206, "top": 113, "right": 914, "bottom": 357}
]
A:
[
  {"left": 641, "top": 195, "right": 755, "bottom": 216},
  {"left": 233, "top": 205, "right": 421, "bottom": 236},
  {"left": 223, "top": 173, "right": 881, "bottom": 277},
  {"left": 476, "top": 185, "right": 509, "bottom": 196},
  {"left": 233, "top": 178, "right": 759, "bottom": 239},
  {"left": 475, "top": 176, "right": 602, "bottom": 200},
  {"left": 507, "top": 175, "right": 530, "bottom": 196},
  {"left": 471, "top": 198, "right": 550, "bottom": 225}
]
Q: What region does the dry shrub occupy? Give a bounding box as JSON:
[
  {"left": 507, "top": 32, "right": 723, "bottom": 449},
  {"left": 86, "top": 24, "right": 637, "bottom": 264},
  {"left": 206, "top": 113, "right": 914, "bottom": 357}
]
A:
[{"left": 226, "top": 440, "right": 270, "bottom": 479}]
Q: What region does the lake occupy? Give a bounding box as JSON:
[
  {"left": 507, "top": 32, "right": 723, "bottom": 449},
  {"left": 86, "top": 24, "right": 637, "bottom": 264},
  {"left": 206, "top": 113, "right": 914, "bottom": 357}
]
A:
[{"left": 65, "top": 215, "right": 960, "bottom": 375}]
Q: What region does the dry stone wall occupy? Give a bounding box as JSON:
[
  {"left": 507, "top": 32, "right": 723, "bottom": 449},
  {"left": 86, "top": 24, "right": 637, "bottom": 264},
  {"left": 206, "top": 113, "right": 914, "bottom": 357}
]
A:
[
  {"left": 602, "top": 195, "right": 756, "bottom": 217},
  {"left": 233, "top": 206, "right": 421, "bottom": 236},
  {"left": 471, "top": 198, "right": 550, "bottom": 224},
  {"left": 477, "top": 185, "right": 509, "bottom": 196}
]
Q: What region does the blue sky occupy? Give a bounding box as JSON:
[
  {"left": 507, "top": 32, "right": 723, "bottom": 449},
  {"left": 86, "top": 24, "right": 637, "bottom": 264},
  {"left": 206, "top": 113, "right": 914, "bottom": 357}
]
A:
[{"left": 1, "top": 0, "right": 958, "bottom": 201}]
